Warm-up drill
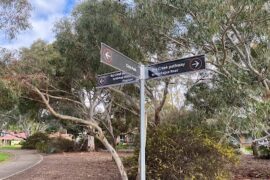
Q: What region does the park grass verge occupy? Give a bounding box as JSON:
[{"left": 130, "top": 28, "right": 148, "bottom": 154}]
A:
[
  {"left": 0, "top": 145, "right": 21, "bottom": 150},
  {"left": 0, "top": 152, "right": 11, "bottom": 162}
]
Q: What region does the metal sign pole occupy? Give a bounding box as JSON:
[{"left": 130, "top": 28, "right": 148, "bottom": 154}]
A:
[
  {"left": 99, "top": 43, "right": 205, "bottom": 180},
  {"left": 140, "top": 64, "right": 146, "bottom": 180}
]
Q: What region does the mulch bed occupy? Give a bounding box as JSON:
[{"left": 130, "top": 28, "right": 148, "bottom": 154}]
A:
[
  {"left": 232, "top": 155, "right": 270, "bottom": 180},
  {"left": 7, "top": 152, "right": 270, "bottom": 180},
  {"left": 7, "top": 152, "right": 125, "bottom": 180}
]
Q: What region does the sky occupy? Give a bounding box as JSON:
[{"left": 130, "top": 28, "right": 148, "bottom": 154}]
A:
[{"left": 0, "top": 0, "right": 79, "bottom": 50}]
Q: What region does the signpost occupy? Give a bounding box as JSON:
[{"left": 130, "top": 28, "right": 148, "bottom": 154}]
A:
[
  {"left": 96, "top": 71, "right": 138, "bottom": 88},
  {"left": 98, "top": 43, "right": 205, "bottom": 180},
  {"left": 101, "top": 43, "right": 140, "bottom": 77},
  {"left": 148, "top": 55, "right": 205, "bottom": 79}
]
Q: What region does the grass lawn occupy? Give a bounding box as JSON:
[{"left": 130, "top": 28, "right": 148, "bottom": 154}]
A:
[
  {"left": 0, "top": 145, "right": 21, "bottom": 150},
  {"left": 0, "top": 152, "right": 11, "bottom": 162}
]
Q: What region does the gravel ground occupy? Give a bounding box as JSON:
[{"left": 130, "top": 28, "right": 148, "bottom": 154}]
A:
[
  {"left": 7, "top": 152, "right": 123, "bottom": 180},
  {"left": 233, "top": 155, "right": 270, "bottom": 179}
]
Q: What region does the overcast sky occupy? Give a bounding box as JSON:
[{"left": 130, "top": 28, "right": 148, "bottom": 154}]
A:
[{"left": 0, "top": 0, "right": 78, "bottom": 50}]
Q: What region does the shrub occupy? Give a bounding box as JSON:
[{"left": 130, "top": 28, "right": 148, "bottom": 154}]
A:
[
  {"left": 125, "top": 124, "right": 238, "bottom": 179},
  {"left": 36, "top": 137, "right": 75, "bottom": 154},
  {"left": 48, "top": 137, "right": 74, "bottom": 153},
  {"left": 116, "top": 142, "right": 130, "bottom": 150},
  {"left": 252, "top": 142, "right": 270, "bottom": 159},
  {"left": 35, "top": 141, "right": 48, "bottom": 153},
  {"left": 73, "top": 136, "right": 104, "bottom": 151},
  {"left": 21, "top": 132, "right": 49, "bottom": 149},
  {"left": 22, "top": 132, "right": 75, "bottom": 153}
]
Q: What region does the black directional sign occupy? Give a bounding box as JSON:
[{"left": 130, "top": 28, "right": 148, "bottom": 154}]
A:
[
  {"left": 101, "top": 43, "right": 140, "bottom": 77},
  {"left": 147, "top": 55, "right": 205, "bottom": 79},
  {"left": 96, "top": 71, "right": 138, "bottom": 88}
]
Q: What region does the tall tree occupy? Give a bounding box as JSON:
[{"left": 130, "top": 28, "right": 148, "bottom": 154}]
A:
[
  {"left": 0, "top": 0, "right": 31, "bottom": 40},
  {"left": 130, "top": 0, "right": 270, "bottom": 135},
  {"left": 1, "top": 0, "right": 146, "bottom": 178}
]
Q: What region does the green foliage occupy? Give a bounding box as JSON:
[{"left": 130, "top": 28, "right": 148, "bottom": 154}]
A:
[
  {"left": 132, "top": 0, "right": 270, "bottom": 141},
  {"left": 21, "top": 132, "right": 49, "bottom": 149},
  {"left": 125, "top": 124, "right": 237, "bottom": 179},
  {"left": 184, "top": 77, "right": 270, "bottom": 140},
  {"left": 247, "top": 101, "right": 270, "bottom": 138},
  {"left": 17, "top": 98, "right": 39, "bottom": 115},
  {"left": 127, "top": 0, "right": 175, "bottom": 54},
  {"left": 252, "top": 140, "right": 270, "bottom": 159},
  {"left": 0, "top": 0, "right": 31, "bottom": 39},
  {"left": 39, "top": 137, "right": 74, "bottom": 154},
  {"left": 116, "top": 142, "right": 132, "bottom": 150},
  {"left": 245, "top": 146, "right": 252, "bottom": 152},
  {"left": 23, "top": 132, "right": 74, "bottom": 153},
  {"left": 54, "top": 0, "right": 144, "bottom": 89},
  {"left": 0, "top": 80, "right": 18, "bottom": 111},
  {"left": 0, "top": 152, "right": 11, "bottom": 162},
  {"left": 35, "top": 141, "right": 48, "bottom": 153},
  {"left": 253, "top": 145, "right": 270, "bottom": 159},
  {"left": 0, "top": 145, "right": 21, "bottom": 150},
  {"left": 20, "top": 40, "right": 65, "bottom": 82},
  {"left": 94, "top": 137, "right": 106, "bottom": 151},
  {"left": 186, "top": 80, "right": 248, "bottom": 116},
  {"left": 2, "top": 1, "right": 269, "bottom": 178}
]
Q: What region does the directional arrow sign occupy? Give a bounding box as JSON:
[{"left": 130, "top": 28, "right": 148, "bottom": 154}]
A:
[
  {"left": 101, "top": 43, "right": 140, "bottom": 77},
  {"left": 98, "top": 43, "right": 206, "bottom": 180},
  {"left": 96, "top": 71, "right": 138, "bottom": 88},
  {"left": 147, "top": 55, "right": 205, "bottom": 79}
]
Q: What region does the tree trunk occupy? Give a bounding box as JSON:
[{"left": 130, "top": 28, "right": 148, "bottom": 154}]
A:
[
  {"left": 31, "top": 85, "right": 128, "bottom": 180},
  {"left": 154, "top": 111, "right": 161, "bottom": 125},
  {"left": 87, "top": 135, "right": 95, "bottom": 152},
  {"left": 97, "top": 132, "right": 128, "bottom": 180}
]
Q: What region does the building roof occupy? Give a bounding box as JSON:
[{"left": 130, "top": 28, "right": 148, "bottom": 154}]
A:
[{"left": 0, "top": 132, "right": 27, "bottom": 141}]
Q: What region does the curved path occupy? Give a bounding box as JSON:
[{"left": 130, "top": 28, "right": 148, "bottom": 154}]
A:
[{"left": 0, "top": 150, "right": 42, "bottom": 180}]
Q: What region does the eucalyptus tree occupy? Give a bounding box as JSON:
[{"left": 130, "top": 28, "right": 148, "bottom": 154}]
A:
[
  {"left": 53, "top": 0, "right": 143, "bottom": 151},
  {"left": 0, "top": 0, "right": 31, "bottom": 108},
  {"left": 0, "top": 1, "right": 145, "bottom": 179},
  {"left": 0, "top": 0, "right": 31, "bottom": 40},
  {"left": 135, "top": 0, "right": 270, "bottom": 95},
  {"left": 131, "top": 0, "right": 270, "bottom": 139}
]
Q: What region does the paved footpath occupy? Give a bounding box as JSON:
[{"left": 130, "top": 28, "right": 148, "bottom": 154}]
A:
[{"left": 0, "top": 150, "right": 43, "bottom": 180}]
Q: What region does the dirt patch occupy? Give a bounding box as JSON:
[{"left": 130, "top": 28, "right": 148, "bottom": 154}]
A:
[
  {"left": 233, "top": 155, "right": 270, "bottom": 179},
  {"left": 7, "top": 152, "right": 129, "bottom": 180}
]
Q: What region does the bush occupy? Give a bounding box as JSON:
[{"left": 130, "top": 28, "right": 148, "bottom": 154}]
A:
[
  {"left": 21, "top": 132, "right": 49, "bottom": 149},
  {"left": 22, "top": 132, "right": 75, "bottom": 153},
  {"left": 125, "top": 124, "right": 238, "bottom": 179},
  {"left": 48, "top": 137, "right": 74, "bottom": 153},
  {"left": 35, "top": 141, "right": 48, "bottom": 153},
  {"left": 252, "top": 142, "right": 270, "bottom": 159},
  {"left": 36, "top": 137, "right": 74, "bottom": 154},
  {"left": 116, "top": 142, "right": 130, "bottom": 150}
]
